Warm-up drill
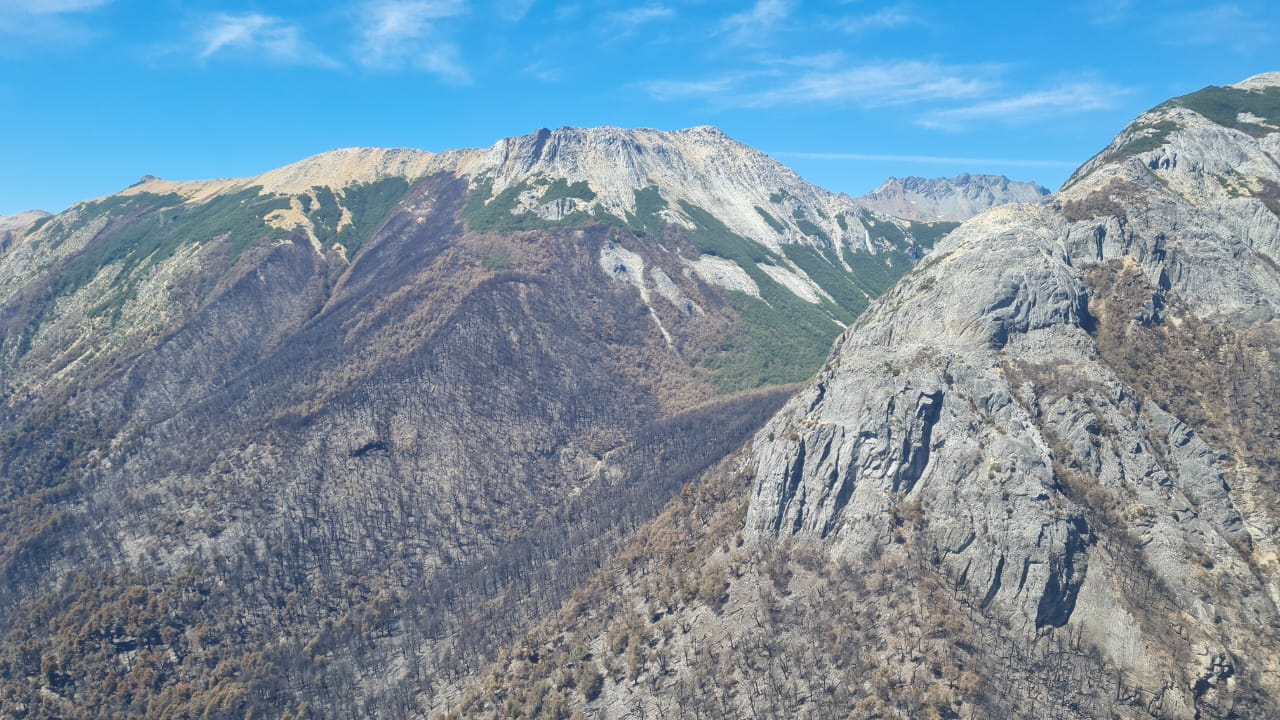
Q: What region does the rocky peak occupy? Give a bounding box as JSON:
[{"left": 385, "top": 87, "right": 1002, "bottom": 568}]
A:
[
  {"left": 1069, "top": 73, "right": 1280, "bottom": 190},
  {"left": 857, "top": 173, "right": 1050, "bottom": 222},
  {"left": 460, "top": 125, "right": 872, "bottom": 251},
  {"left": 745, "top": 73, "right": 1280, "bottom": 716},
  {"left": 1060, "top": 73, "right": 1280, "bottom": 322}
]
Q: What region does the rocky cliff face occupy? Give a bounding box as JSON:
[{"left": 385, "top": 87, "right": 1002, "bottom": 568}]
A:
[
  {"left": 742, "top": 72, "right": 1280, "bottom": 717},
  {"left": 0, "top": 126, "right": 948, "bottom": 717},
  {"left": 452, "top": 73, "right": 1280, "bottom": 720},
  {"left": 123, "top": 126, "right": 923, "bottom": 256},
  {"left": 858, "top": 173, "right": 1050, "bottom": 222}
]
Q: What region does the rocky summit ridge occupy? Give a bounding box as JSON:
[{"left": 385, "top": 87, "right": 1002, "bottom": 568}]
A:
[
  {"left": 120, "top": 125, "right": 911, "bottom": 256},
  {"left": 0, "top": 210, "right": 51, "bottom": 232},
  {"left": 741, "top": 71, "right": 1280, "bottom": 717},
  {"left": 857, "top": 173, "right": 1050, "bottom": 222},
  {"left": 0, "top": 120, "right": 957, "bottom": 718},
  {"left": 5, "top": 72, "right": 1278, "bottom": 720},
  {"left": 448, "top": 72, "right": 1280, "bottom": 720}
]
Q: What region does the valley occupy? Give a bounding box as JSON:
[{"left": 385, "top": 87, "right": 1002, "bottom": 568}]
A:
[{"left": 2, "top": 72, "right": 1278, "bottom": 720}]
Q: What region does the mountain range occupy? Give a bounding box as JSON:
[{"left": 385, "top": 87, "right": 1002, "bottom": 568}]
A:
[
  {"left": 2, "top": 72, "right": 1278, "bottom": 719},
  {"left": 0, "top": 123, "right": 962, "bottom": 718},
  {"left": 455, "top": 72, "right": 1280, "bottom": 720}
]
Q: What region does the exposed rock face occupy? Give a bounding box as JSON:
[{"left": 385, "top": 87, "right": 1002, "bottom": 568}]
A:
[
  {"left": 123, "top": 126, "right": 919, "bottom": 255},
  {"left": 435, "top": 75, "right": 1278, "bottom": 720},
  {"left": 0, "top": 125, "right": 951, "bottom": 717},
  {"left": 253, "top": 75, "right": 1280, "bottom": 720},
  {"left": 858, "top": 173, "right": 1050, "bottom": 222},
  {"left": 460, "top": 126, "right": 878, "bottom": 251},
  {"left": 746, "top": 73, "right": 1280, "bottom": 717}
]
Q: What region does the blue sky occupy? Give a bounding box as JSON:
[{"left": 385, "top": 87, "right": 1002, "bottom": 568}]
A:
[{"left": 1, "top": 0, "right": 1277, "bottom": 215}]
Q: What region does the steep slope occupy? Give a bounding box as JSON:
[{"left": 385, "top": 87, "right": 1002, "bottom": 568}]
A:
[
  {"left": 0, "top": 127, "right": 948, "bottom": 717},
  {"left": 858, "top": 173, "right": 1050, "bottom": 222},
  {"left": 461, "top": 74, "right": 1280, "bottom": 719}
]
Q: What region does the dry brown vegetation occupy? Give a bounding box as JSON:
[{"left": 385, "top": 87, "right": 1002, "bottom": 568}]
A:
[
  {"left": 0, "top": 173, "right": 795, "bottom": 718},
  {"left": 451, "top": 447, "right": 1017, "bottom": 720},
  {"left": 1060, "top": 180, "right": 1151, "bottom": 223},
  {"left": 1083, "top": 260, "right": 1279, "bottom": 477}
]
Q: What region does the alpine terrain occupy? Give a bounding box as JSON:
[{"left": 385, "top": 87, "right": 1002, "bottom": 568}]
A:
[
  {"left": 857, "top": 174, "right": 1050, "bottom": 222},
  {"left": 0, "top": 126, "right": 952, "bottom": 717},
  {"left": 5, "top": 69, "right": 1278, "bottom": 720},
  {"left": 452, "top": 73, "right": 1280, "bottom": 719}
]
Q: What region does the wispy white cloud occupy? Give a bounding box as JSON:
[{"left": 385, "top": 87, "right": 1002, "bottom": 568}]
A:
[
  {"left": 554, "top": 4, "right": 582, "bottom": 22},
  {"left": 721, "top": 0, "right": 791, "bottom": 45},
  {"left": 197, "top": 13, "right": 339, "bottom": 68},
  {"left": 772, "top": 151, "right": 1078, "bottom": 168},
  {"left": 356, "top": 0, "right": 470, "bottom": 82},
  {"left": 521, "top": 59, "right": 562, "bottom": 82},
  {"left": 9, "top": 0, "right": 110, "bottom": 12},
  {"left": 646, "top": 55, "right": 1126, "bottom": 132},
  {"left": 762, "top": 51, "right": 844, "bottom": 70},
  {"left": 645, "top": 74, "right": 755, "bottom": 102},
  {"left": 0, "top": 0, "right": 110, "bottom": 44},
  {"left": 644, "top": 59, "right": 998, "bottom": 110},
  {"left": 1082, "top": 0, "right": 1131, "bottom": 26},
  {"left": 606, "top": 4, "right": 674, "bottom": 34},
  {"left": 917, "top": 82, "right": 1128, "bottom": 129},
  {"left": 748, "top": 60, "right": 996, "bottom": 108},
  {"left": 495, "top": 0, "right": 535, "bottom": 22},
  {"left": 1159, "top": 4, "right": 1269, "bottom": 53},
  {"left": 417, "top": 43, "right": 468, "bottom": 81},
  {"left": 832, "top": 4, "right": 918, "bottom": 33}
]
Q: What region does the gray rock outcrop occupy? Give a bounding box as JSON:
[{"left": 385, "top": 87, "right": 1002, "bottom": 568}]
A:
[
  {"left": 747, "top": 72, "right": 1280, "bottom": 718},
  {"left": 857, "top": 173, "right": 1050, "bottom": 222}
]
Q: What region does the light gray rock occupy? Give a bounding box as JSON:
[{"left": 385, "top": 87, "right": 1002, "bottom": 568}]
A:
[
  {"left": 857, "top": 173, "right": 1050, "bottom": 222},
  {"left": 746, "top": 73, "right": 1280, "bottom": 718}
]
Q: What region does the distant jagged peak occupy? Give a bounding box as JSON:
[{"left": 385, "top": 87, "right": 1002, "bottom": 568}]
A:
[{"left": 857, "top": 173, "right": 1049, "bottom": 222}]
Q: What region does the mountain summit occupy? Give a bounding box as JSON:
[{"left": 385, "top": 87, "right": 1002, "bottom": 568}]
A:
[
  {"left": 8, "top": 69, "right": 1278, "bottom": 718},
  {"left": 857, "top": 173, "right": 1050, "bottom": 222},
  {"left": 455, "top": 73, "right": 1280, "bottom": 720},
  {"left": 747, "top": 68, "right": 1280, "bottom": 715},
  {"left": 123, "top": 126, "right": 899, "bottom": 255},
  {"left": 0, "top": 125, "right": 949, "bottom": 717}
]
